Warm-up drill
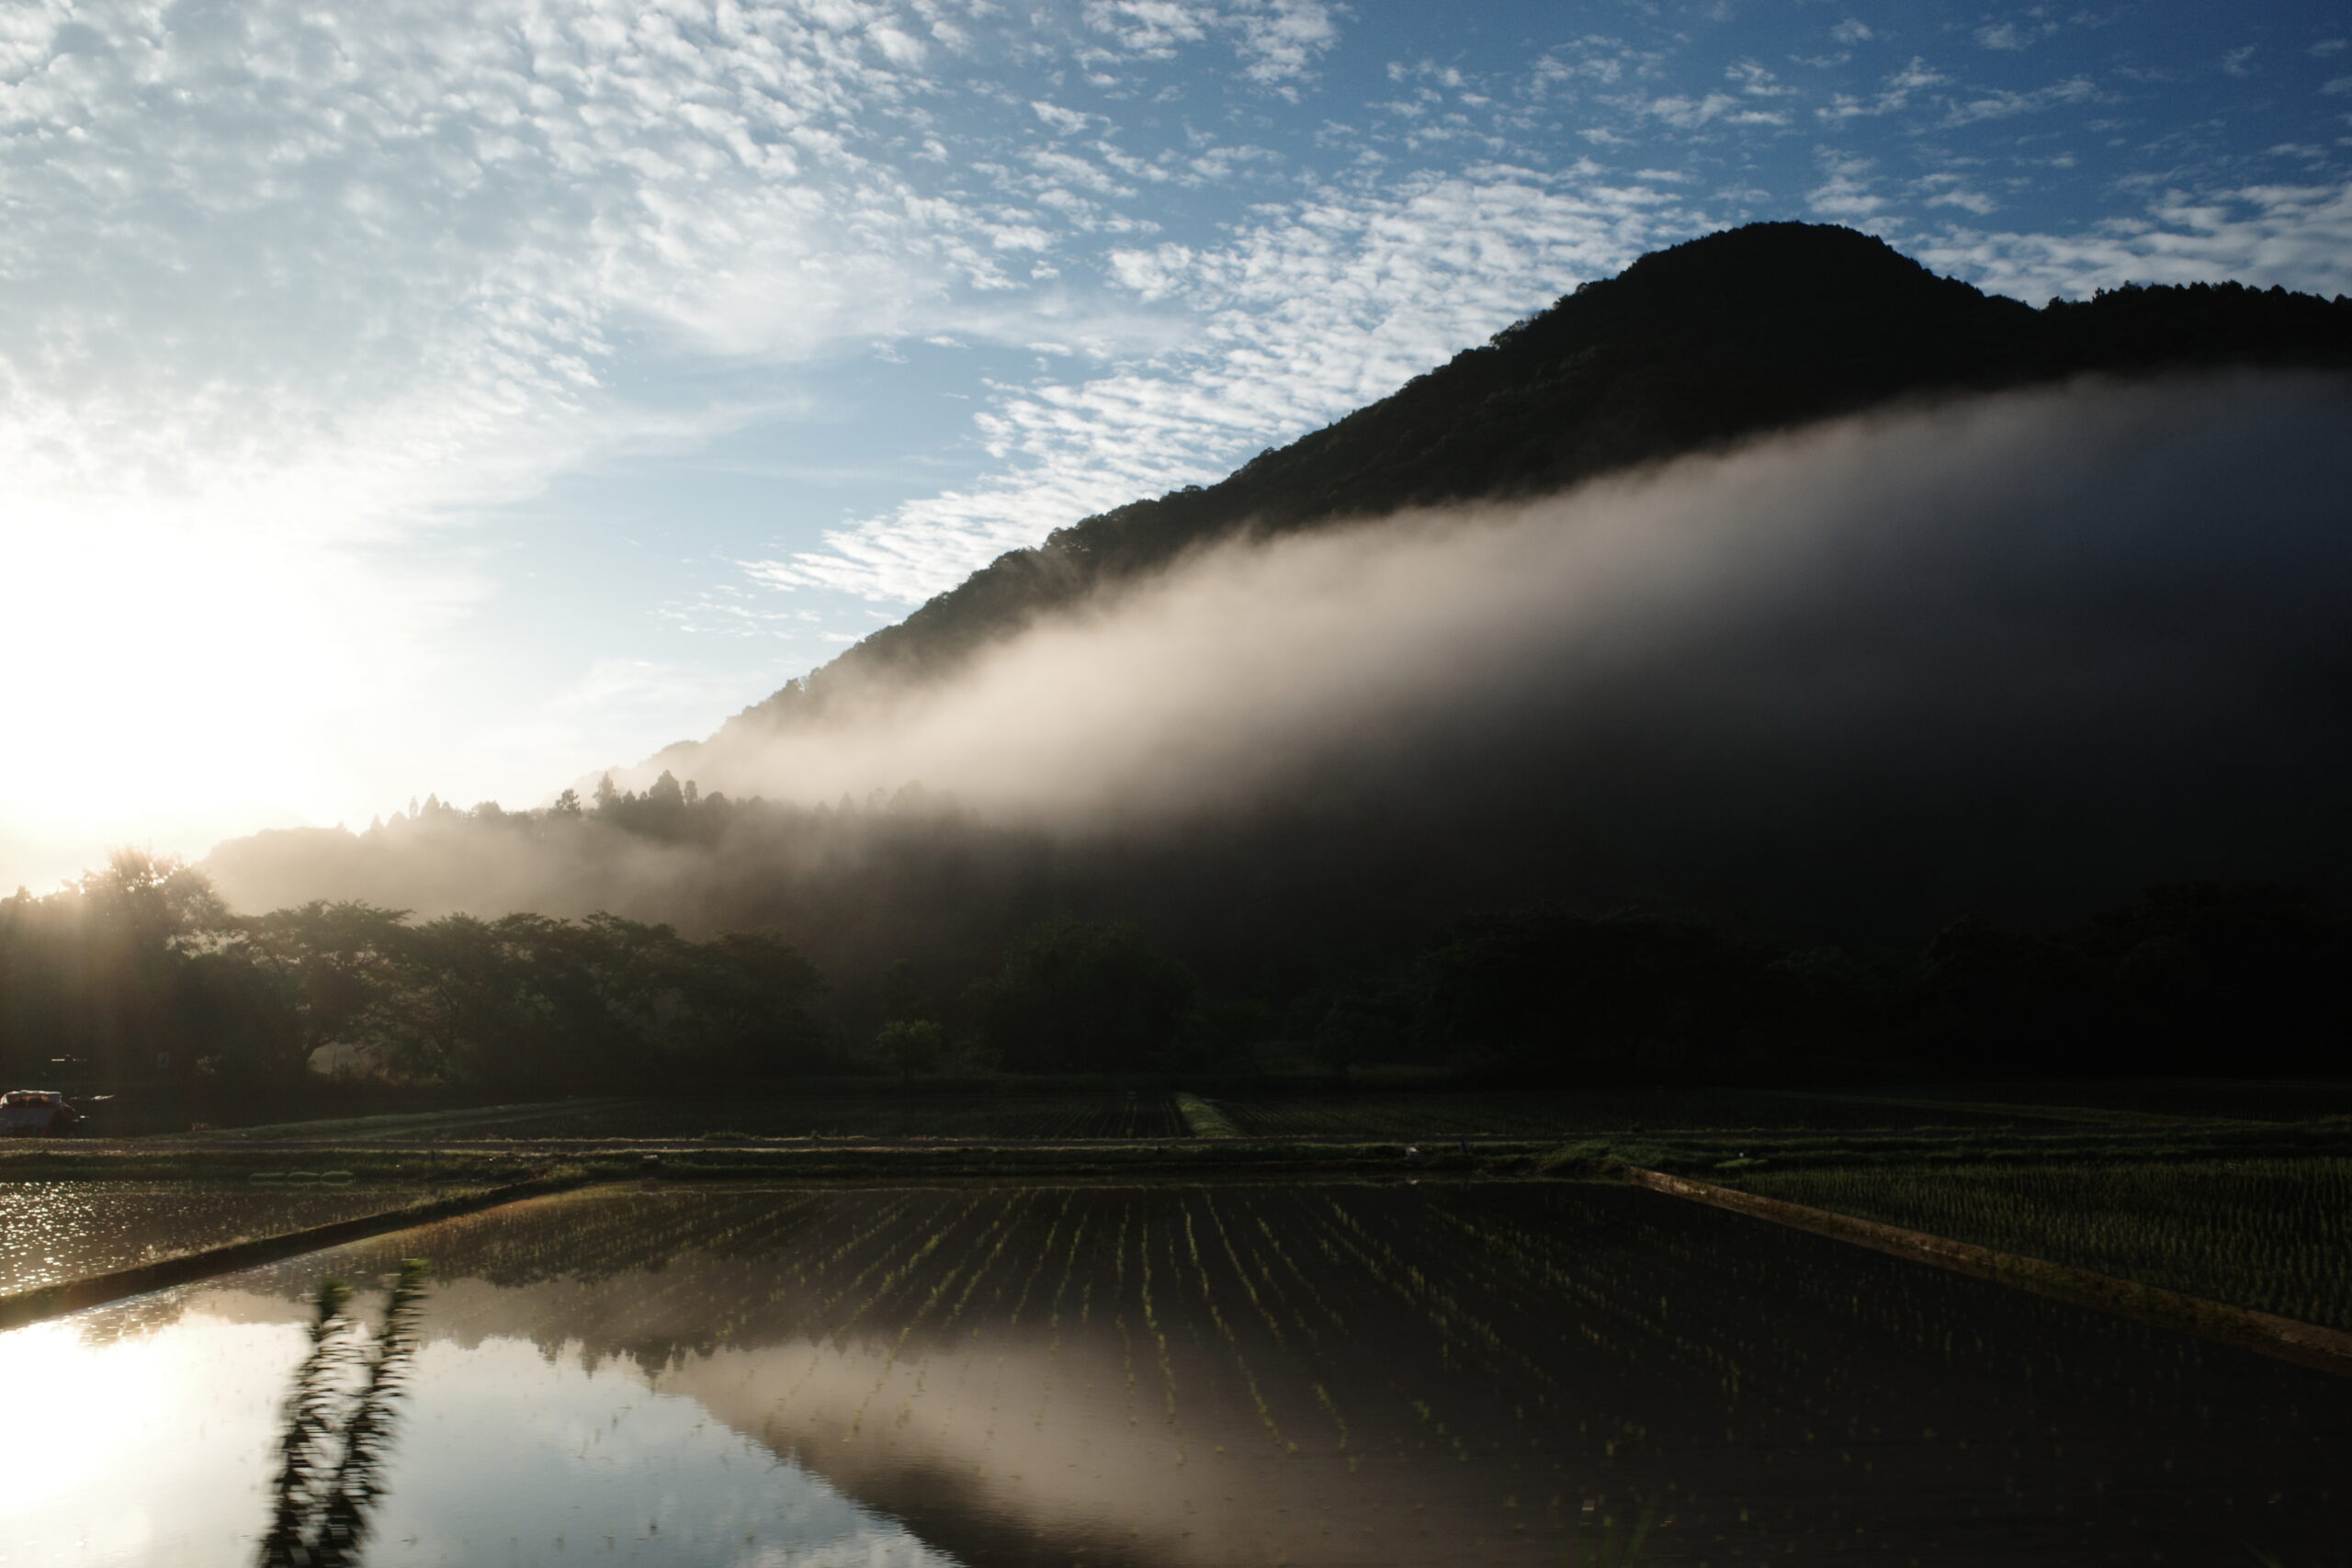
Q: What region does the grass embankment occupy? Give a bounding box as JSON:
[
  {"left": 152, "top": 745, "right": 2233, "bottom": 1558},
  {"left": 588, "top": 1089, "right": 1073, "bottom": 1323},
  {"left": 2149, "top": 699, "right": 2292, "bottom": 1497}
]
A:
[
  {"left": 140, "top": 1097, "right": 635, "bottom": 1143},
  {"left": 1528, "top": 1114, "right": 2352, "bottom": 1179},
  {"left": 0, "top": 1145, "right": 548, "bottom": 1184},
  {"left": 1173, "top": 1091, "right": 1241, "bottom": 1138}
]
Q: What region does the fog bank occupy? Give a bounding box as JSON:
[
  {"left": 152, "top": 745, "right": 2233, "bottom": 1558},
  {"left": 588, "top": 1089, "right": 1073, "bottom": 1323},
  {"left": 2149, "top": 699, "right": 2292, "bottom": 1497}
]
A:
[
  {"left": 209, "top": 373, "right": 2352, "bottom": 946},
  {"left": 701, "top": 374, "right": 2349, "bottom": 867}
]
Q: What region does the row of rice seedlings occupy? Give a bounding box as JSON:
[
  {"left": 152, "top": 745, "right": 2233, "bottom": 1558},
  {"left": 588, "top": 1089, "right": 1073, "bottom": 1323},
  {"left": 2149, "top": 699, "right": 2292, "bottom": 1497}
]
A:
[
  {"left": 1174, "top": 1199, "right": 1292, "bottom": 1459},
  {"left": 1329, "top": 1187, "right": 2082, "bottom": 1553},
  {"left": 1214, "top": 1194, "right": 1524, "bottom": 1475},
  {"left": 1287, "top": 1190, "right": 1661, "bottom": 1520},
  {"left": 707, "top": 1190, "right": 999, "bottom": 1433},
  {"left": 848, "top": 1192, "right": 1035, "bottom": 1441},
  {"left": 1737, "top": 1157, "right": 2352, "bottom": 1330},
  {"left": 1132, "top": 1207, "right": 1182, "bottom": 1428},
  {"left": 1418, "top": 1199, "right": 1751, "bottom": 1403},
  {"left": 1012, "top": 1197, "right": 1077, "bottom": 1437},
  {"left": 1001, "top": 1190, "right": 1073, "bottom": 1330},
  {"left": 1590, "top": 1181, "right": 2232, "bottom": 1434}
]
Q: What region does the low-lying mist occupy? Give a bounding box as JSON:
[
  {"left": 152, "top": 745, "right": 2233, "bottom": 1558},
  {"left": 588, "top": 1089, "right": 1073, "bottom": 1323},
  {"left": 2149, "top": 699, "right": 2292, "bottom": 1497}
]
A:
[{"left": 209, "top": 372, "right": 2352, "bottom": 965}]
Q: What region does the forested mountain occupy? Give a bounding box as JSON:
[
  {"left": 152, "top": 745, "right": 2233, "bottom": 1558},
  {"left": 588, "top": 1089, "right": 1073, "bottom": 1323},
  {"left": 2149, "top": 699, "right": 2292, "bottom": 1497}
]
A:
[
  {"left": 697, "top": 220, "right": 2352, "bottom": 743},
  {"left": 160, "top": 222, "right": 2352, "bottom": 1089}
]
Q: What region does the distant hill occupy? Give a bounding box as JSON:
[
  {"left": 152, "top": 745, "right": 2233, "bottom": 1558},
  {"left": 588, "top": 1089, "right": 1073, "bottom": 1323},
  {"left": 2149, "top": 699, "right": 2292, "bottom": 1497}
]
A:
[{"left": 683, "top": 220, "right": 2352, "bottom": 756}]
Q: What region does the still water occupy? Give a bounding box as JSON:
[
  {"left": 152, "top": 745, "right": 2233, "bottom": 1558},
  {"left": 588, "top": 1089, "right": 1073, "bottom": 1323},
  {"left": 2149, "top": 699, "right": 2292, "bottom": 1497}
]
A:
[{"left": 2, "top": 1180, "right": 2345, "bottom": 1567}]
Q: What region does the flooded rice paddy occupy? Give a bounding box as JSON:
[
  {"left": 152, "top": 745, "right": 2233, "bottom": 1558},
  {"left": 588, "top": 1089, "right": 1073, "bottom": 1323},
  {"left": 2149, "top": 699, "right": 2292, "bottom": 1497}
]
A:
[
  {"left": 5, "top": 1179, "right": 2346, "bottom": 1567},
  {"left": 0, "top": 1180, "right": 442, "bottom": 1296},
  {"left": 1741, "top": 1157, "right": 2352, "bottom": 1331}
]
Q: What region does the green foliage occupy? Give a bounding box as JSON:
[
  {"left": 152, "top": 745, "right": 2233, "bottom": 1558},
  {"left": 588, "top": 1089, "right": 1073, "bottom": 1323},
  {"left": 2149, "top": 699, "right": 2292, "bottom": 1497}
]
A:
[
  {"left": 874, "top": 1018, "right": 947, "bottom": 1077},
  {"left": 1173, "top": 1090, "right": 1241, "bottom": 1138},
  {"left": 182, "top": 226, "right": 2352, "bottom": 1081},
  {"left": 967, "top": 918, "right": 1200, "bottom": 1073},
  {"left": 1408, "top": 908, "right": 1764, "bottom": 1075},
  {"left": 0, "top": 866, "right": 827, "bottom": 1098}
]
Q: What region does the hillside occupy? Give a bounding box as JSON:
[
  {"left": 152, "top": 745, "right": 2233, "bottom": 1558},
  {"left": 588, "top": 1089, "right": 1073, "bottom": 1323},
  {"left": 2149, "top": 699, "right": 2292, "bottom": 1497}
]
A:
[
  {"left": 696, "top": 220, "right": 2352, "bottom": 747},
  {"left": 194, "top": 220, "right": 2352, "bottom": 1043}
]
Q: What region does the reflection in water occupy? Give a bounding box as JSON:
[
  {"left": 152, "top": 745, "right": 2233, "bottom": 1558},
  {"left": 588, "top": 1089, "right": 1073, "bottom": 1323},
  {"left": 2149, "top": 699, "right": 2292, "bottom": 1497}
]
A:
[
  {"left": 256, "top": 1260, "right": 426, "bottom": 1568},
  {"left": 3, "top": 1181, "right": 2349, "bottom": 1566}
]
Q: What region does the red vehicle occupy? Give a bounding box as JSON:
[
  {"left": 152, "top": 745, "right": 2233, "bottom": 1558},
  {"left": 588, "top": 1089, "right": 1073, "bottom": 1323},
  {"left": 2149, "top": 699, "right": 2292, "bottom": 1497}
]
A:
[{"left": 1, "top": 1090, "right": 80, "bottom": 1136}]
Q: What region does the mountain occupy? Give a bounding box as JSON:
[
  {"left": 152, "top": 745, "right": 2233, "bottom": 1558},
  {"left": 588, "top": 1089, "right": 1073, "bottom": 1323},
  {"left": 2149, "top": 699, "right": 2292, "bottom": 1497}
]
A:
[
  {"left": 197, "top": 221, "right": 2352, "bottom": 1043},
  {"left": 686, "top": 220, "right": 2352, "bottom": 751}
]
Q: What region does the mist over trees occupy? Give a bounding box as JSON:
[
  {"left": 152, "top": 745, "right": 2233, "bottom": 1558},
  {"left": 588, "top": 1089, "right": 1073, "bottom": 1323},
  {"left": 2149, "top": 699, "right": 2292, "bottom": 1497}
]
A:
[
  {"left": 0, "top": 850, "right": 825, "bottom": 1107},
  {"left": 198, "top": 370, "right": 2352, "bottom": 1051},
  {"left": 7, "top": 845, "right": 2346, "bottom": 1101},
  {"left": 51, "top": 224, "right": 2348, "bottom": 1103}
]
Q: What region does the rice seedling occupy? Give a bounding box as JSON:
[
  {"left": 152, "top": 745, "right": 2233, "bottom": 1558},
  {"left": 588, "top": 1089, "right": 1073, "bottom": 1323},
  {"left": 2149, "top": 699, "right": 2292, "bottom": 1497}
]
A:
[{"left": 1735, "top": 1157, "right": 2352, "bottom": 1330}]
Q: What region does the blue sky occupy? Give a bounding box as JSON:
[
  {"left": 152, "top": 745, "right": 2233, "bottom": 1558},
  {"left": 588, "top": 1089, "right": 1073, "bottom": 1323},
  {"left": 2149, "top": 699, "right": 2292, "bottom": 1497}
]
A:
[{"left": 2, "top": 0, "right": 2347, "bottom": 890}]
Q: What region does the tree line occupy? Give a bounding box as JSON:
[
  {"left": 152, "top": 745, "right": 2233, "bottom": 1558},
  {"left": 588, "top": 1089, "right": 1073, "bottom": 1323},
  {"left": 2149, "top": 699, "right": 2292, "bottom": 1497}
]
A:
[
  {"left": 0, "top": 852, "right": 824, "bottom": 1103},
  {"left": 7, "top": 845, "right": 2342, "bottom": 1110}
]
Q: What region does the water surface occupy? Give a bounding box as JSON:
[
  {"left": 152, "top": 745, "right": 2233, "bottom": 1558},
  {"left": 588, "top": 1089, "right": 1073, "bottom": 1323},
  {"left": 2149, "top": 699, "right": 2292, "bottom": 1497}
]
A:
[{"left": 5, "top": 1180, "right": 2345, "bottom": 1566}]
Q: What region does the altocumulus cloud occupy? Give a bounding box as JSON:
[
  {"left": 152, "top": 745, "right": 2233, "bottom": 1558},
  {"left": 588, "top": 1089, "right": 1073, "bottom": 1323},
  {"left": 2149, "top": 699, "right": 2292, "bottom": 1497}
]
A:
[
  {"left": 0, "top": 0, "right": 1054, "bottom": 887},
  {"left": 6, "top": 0, "right": 2352, "bottom": 897},
  {"left": 744, "top": 164, "right": 1703, "bottom": 603}
]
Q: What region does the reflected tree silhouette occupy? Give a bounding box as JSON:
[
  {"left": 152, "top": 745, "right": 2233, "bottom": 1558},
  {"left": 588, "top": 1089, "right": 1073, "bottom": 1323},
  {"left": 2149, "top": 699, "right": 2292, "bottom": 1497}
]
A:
[{"left": 256, "top": 1258, "right": 428, "bottom": 1568}]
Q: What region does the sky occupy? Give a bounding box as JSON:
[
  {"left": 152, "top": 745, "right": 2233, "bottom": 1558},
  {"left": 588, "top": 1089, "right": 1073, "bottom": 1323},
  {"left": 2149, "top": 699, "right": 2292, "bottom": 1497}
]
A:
[{"left": 2, "top": 0, "right": 2347, "bottom": 893}]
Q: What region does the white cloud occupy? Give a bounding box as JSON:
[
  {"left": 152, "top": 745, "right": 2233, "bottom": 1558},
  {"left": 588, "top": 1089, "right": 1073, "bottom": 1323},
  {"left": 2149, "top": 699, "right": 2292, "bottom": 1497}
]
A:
[
  {"left": 0, "top": 0, "right": 1359, "bottom": 883},
  {"left": 1080, "top": 0, "right": 1336, "bottom": 84},
  {"left": 1913, "top": 170, "right": 2001, "bottom": 216},
  {"left": 1033, "top": 99, "right": 1092, "bottom": 134},
  {"left": 1973, "top": 18, "right": 2064, "bottom": 52},
  {"left": 1830, "top": 19, "right": 1875, "bottom": 45},
  {"left": 0, "top": 3, "right": 870, "bottom": 858},
  {"left": 1808, "top": 152, "right": 1885, "bottom": 217},
  {"left": 1631, "top": 92, "right": 1789, "bottom": 130},
  {"left": 1941, "top": 74, "right": 2100, "bottom": 126},
  {"left": 1817, "top": 56, "right": 1950, "bottom": 119},
  {"left": 747, "top": 170, "right": 1701, "bottom": 602},
  {"left": 1919, "top": 180, "right": 2352, "bottom": 300},
  {"left": 1726, "top": 61, "right": 1796, "bottom": 97}
]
